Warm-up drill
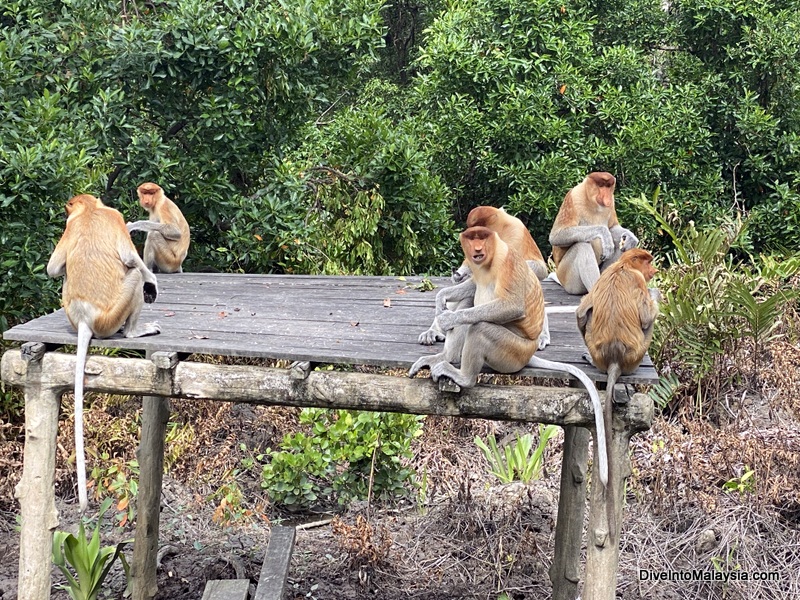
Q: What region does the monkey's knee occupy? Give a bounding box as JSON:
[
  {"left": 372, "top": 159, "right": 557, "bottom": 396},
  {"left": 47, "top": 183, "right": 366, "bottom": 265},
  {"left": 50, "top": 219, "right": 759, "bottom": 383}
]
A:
[{"left": 558, "top": 244, "right": 599, "bottom": 294}]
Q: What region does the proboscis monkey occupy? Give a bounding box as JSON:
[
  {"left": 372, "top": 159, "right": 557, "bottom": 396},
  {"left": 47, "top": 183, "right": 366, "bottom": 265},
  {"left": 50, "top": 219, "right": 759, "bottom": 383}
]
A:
[
  {"left": 420, "top": 206, "right": 552, "bottom": 349},
  {"left": 549, "top": 172, "right": 639, "bottom": 295},
  {"left": 47, "top": 194, "right": 161, "bottom": 513},
  {"left": 409, "top": 226, "right": 609, "bottom": 484},
  {"left": 127, "top": 182, "right": 190, "bottom": 273},
  {"left": 576, "top": 248, "right": 659, "bottom": 532}
]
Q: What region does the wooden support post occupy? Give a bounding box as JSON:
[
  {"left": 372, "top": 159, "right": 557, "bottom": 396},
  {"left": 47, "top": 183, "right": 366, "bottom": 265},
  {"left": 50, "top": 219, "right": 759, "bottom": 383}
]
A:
[
  {"left": 15, "top": 342, "right": 61, "bottom": 600},
  {"left": 289, "top": 361, "right": 312, "bottom": 380},
  {"left": 583, "top": 392, "right": 652, "bottom": 600},
  {"left": 549, "top": 425, "right": 589, "bottom": 600},
  {"left": 131, "top": 352, "right": 175, "bottom": 600}
]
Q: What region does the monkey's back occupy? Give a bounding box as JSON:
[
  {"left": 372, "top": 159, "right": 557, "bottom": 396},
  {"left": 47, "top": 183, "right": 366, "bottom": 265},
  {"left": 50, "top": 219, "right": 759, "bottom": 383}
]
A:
[
  {"left": 147, "top": 197, "right": 190, "bottom": 265},
  {"left": 582, "top": 271, "right": 650, "bottom": 373},
  {"left": 62, "top": 207, "right": 138, "bottom": 337}
]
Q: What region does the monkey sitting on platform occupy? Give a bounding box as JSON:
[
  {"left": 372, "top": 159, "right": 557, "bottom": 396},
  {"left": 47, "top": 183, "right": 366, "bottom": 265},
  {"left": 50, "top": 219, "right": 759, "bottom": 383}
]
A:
[
  {"left": 549, "top": 172, "right": 639, "bottom": 295},
  {"left": 419, "top": 205, "right": 551, "bottom": 350},
  {"left": 127, "top": 182, "right": 190, "bottom": 273},
  {"left": 47, "top": 194, "right": 161, "bottom": 512},
  {"left": 410, "top": 225, "right": 610, "bottom": 485}
]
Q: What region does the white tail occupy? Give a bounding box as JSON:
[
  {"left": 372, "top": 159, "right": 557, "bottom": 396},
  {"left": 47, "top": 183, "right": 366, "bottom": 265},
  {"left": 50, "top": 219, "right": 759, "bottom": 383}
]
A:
[
  {"left": 527, "top": 355, "right": 608, "bottom": 486},
  {"left": 74, "top": 321, "right": 93, "bottom": 513}
]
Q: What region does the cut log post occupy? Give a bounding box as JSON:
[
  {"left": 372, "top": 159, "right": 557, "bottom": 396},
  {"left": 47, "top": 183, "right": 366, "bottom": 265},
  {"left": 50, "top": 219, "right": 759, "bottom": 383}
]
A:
[
  {"left": 583, "top": 392, "right": 654, "bottom": 600},
  {"left": 14, "top": 342, "right": 61, "bottom": 600},
  {"left": 131, "top": 352, "right": 176, "bottom": 600},
  {"left": 549, "top": 425, "right": 589, "bottom": 600}
]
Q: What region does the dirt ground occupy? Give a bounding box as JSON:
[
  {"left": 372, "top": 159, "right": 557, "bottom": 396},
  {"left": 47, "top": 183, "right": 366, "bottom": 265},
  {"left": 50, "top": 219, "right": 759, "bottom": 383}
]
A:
[{"left": 1, "top": 351, "right": 800, "bottom": 600}]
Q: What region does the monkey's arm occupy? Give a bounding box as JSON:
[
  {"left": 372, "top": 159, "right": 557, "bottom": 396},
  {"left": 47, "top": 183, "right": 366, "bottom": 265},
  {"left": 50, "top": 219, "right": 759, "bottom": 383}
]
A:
[
  {"left": 610, "top": 225, "right": 639, "bottom": 251},
  {"left": 119, "top": 242, "right": 159, "bottom": 303},
  {"left": 639, "top": 293, "right": 659, "bottom": 332},
  {"left": 452, "top": 262, "right": 471, "bottom": 284},
  {"left": 436, "top": 278, "right": 476, "bottom": 312},
  {"left": 127, "top": 220, "right": 183, "bottom": 240},
  {"left": 549, "top": 225, "right": 614, "bottom": 260},
  {"left": 575, "top": 299, "right": 593, "bottom": 335},
  {"left": 437, "top": 297, "right": 525, "bottom": 332},
  {"left": 46, "top": 239, "right": 68, "bottom": 278},
  {"left": 418, "top": 279, "right": 476, "bottom": 345}
]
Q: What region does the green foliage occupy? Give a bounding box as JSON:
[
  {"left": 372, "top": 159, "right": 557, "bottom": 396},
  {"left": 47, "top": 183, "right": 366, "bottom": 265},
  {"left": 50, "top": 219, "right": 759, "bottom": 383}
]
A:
[
  {"left": 474, "top": 425, "right": 558, "bottom": 484},
  {"left": 632, "top": 192, "right": 800, "bottom": 415},
  {"left": 0, "top": 0, "right": 386, "bottom": 328},
  {"left": 261, "top": 409, "right": 424, "bottom": 509},
  {"left": 52, "top": 498, "right": 132, "bottom": 600},
  {"left": 90, "top": 456, "right": 139, "bottom": 529},
  {"left": 220, "top": 80, "right": 457, "bottom": 275},
  {"left": 411, "top": 0, "right": 723, "bottom": 248},
  {"left": 722, "top": 466, "right": 756, "bottom": 497}
]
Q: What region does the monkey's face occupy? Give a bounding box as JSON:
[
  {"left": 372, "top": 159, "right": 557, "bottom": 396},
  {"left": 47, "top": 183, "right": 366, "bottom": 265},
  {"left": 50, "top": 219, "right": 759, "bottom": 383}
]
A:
[
  {"left": 139, "top": 193, "right": 156, "bottom": 210},
  {"left": 460, "top": 226, "right": 494, "bottom": 267},
  {"left": 137, "top": 183, "right": 162, "bottom": 209},
  {"left": 642, "top": 260, "right": 657, "bottom": 282}
]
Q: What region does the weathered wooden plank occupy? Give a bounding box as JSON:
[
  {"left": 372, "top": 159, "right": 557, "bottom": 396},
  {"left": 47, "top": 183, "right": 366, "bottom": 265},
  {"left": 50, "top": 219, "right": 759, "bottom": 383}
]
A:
[
  {"left": 131, "top": 352, "right": 171, "bottom": 600},
  {"left": 254, "top": 526, "right": 296, "bottom": 600},
  {"left": 2, "top": 275, "right": 659, "bottom": 384},
  {"left": 0, "top": 351, "right": 655, "bottom": 430},
  {"left": 201, "top": 579, "right": 249, "bottom": 600}
]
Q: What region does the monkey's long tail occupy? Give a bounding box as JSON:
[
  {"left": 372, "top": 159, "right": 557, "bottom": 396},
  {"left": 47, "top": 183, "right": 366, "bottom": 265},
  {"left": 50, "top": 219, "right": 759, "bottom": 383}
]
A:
[
  {"left": 74, "top": 321, "right": 92, "bottom": 514},
  {"left": 605, "top": 362, "right": 622, "bottom": 539},
  {"left": 527, "top": 355, "right": 607, "bottom": 486}
]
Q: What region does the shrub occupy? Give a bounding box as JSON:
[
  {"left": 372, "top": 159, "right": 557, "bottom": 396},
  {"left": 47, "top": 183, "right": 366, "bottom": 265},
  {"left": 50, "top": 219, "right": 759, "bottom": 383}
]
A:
[
  {"left": 632, "top": 192, "right": 800, "bottom": 416},
  {"left": 261, "top": 409, "right": 424, "bottom": 509}
]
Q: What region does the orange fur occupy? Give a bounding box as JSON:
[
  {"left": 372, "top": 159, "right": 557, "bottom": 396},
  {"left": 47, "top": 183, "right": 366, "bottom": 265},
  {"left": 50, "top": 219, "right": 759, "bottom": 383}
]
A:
[
  {"left": 466, "top": 206, "right": 546, "bottom": 267},
  {"left": 577, "top": 248, "right": 658, "bottom": 373},
  {"left": 551, "top": 172, "right": 619, "bottom": 267},
  {"left": 132, "top": 182, "right": 190, "bottom": 273},
  {"left": 460, "top": 226, "right": 543, "bottom": 346},
  {"left": 47, "top": 194, "right": 161, "bottom": 513}
]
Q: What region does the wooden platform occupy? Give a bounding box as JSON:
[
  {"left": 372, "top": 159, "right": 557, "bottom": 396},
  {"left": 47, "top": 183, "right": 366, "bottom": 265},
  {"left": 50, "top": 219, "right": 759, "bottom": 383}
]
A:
[
  {"left": 3, "top": 273, "right": 657, "bottom": 384},
  {"left": 2, "top": 273, "right": 659, "bottom": 600}
]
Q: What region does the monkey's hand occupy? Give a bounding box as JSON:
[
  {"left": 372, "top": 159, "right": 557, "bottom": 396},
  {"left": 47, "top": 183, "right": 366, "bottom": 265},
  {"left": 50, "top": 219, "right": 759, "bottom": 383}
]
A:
[
  {"left": 452, "top": 264, "right": 471, "bottom": 284},
  {"left": 596, "top": 228, "right": 615, "bottom": 262},
  {"left": 649, "top": 287, "right": 662, "bottom": 303},
  {"left": 418, "top": 319, "right": 446, "bottom": 345},
  {"left": 618, "top": 230, "right": 639, "bottom": 252},
  {"left": 436, "top": 309, "right": 459, "bottom": 333},
  {"left": 409, "top": 355, "right": 440, "bottom": 378},
  {"left": 143, "top": 281, "right": 158, "bottom": 304}
]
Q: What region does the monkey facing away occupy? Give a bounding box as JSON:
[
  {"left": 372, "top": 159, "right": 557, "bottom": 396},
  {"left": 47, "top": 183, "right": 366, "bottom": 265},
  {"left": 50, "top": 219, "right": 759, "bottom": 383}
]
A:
[
  {"left": 127, "top": 182, "right": 190, "bottom": 273},
  {"left": 576, "top": 248, "right": 659, "bottom": 530},
  {"left": 549, "top": 172, "right": 639, "bottom": 295},
  {"left": 409, "top": 226, "right": 609, "bottom": 484},
  {"left": 420, "top": 206, "right": 551, "bottom": 349},
  {"left": 47, "top": 194, "right": 161, "bottom": 512}
]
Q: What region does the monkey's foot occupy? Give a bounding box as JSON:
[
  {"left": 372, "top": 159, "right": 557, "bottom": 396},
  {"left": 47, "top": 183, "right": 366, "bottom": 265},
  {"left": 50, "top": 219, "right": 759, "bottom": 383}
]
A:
[
  {"left": 430, "top": 362, "right": 474, "bottom": 388},
  {"left": 409, "top": 356, "right": 434, "bottom": 378},
  {"left": 143, "top": 282, "right": 158, "bottom": 303},
  {"left": 126, "top": 322, "right": 161, "bottom": 338},
  {"left": 537, "top": 330, "right": 550, "bottom": 350}
]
